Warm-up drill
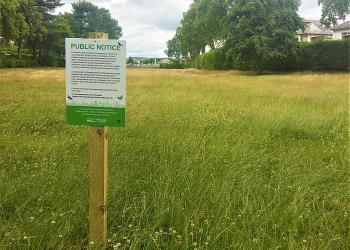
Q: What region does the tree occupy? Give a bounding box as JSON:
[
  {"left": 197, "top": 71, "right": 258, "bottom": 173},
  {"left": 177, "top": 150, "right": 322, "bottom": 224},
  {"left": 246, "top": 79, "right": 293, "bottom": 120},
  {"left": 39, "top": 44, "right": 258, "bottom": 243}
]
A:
[
  {"left": 95, "top": 8, "right": 122, "bottom": 39},
  {"left": 193, "top": 0, "right": 227, "bottom": 50},
  {"left": 166, "top": 0, "right": 227, "bottom": 59},
  {"left": 70, "top": 1, "right": 122, "bottom": 39},
  {"left": 0, "top": 0, "right": 20, "bottom": 42},
  {"left": 41, "top": 15, "right": 73, "bottom": 65},
  {"left": 14, "top": 9, "right": 28, "bottom": 58},
  {"left": 318, "top": 0, "right": 350, "bottom": 27},
  {"left": 35, "top": 0, "right": 63, "bottom": 21},
  {"left": 165, "top": 35, "right": 182, "bottom": 59},
  {"left": 127, "top": 57, "right": 134, "bottom": 64},
  {"left": 21, "top": 0, "right": 47, "bottom": 61},
  {"left": 224, "top": 0, "right": 304, "bottom": 71},
  {"left": 0, "top": 0, "right": 123, "bottom": 67}
]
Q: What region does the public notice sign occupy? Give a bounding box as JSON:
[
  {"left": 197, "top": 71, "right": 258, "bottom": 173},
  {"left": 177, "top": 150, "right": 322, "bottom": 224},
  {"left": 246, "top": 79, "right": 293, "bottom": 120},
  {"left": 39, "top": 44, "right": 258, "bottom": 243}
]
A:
[{"left": 65, "top": 38, "right": 126, "bottom": 127}]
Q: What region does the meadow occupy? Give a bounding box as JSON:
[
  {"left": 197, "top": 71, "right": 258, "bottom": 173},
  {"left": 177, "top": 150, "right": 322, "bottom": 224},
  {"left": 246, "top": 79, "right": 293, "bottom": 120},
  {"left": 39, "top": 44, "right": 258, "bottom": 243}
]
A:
[{"left": 0, "top": 68, "right": 349, "bottom": 249}]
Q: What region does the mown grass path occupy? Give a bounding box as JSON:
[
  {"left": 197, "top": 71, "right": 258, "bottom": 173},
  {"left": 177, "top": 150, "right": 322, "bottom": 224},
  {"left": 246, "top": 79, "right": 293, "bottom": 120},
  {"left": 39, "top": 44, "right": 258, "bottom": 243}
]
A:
[{"left": 0, "top": 68, "right": 349, "bottom": 249}]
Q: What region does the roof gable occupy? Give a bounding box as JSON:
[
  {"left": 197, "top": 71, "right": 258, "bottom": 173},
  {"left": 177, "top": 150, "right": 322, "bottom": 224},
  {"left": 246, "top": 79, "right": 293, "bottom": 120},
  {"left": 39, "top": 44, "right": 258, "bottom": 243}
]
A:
[
  {"left": 333, "top": 21, "right": 350, "bottom": 30},
  {"left": 298, "top": 20, "right": 332, "bottom": 35}
]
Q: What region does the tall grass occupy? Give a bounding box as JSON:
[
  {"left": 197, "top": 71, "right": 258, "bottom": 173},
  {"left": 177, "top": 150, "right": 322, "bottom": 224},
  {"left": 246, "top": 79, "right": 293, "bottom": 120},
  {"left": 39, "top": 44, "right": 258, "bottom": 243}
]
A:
[{"left": 0, "top": 68, "right": 349, "bottom": 249}]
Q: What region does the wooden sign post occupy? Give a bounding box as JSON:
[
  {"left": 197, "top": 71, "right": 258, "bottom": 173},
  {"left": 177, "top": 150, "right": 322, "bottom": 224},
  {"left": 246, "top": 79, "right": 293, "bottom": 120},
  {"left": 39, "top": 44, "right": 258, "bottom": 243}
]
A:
[
  {"left": 65, "top": 32, "right": 126, "bottom": 248},
  {"left": 89, "top": 32, "right": 109, "bottom": 246}
]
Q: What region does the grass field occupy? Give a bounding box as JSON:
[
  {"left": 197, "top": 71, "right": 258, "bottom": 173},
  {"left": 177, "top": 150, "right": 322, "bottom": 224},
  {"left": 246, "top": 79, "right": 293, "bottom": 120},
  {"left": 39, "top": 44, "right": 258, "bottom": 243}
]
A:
[{"left": 0, "top": 68, "right": 349, "bottom": 249}]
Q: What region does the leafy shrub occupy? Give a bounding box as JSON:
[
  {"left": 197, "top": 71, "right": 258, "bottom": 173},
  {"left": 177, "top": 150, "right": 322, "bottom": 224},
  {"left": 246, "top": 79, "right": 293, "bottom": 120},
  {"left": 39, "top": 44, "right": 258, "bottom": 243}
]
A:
[
  {"left": 183, "top": 61, "right": 194, "bottom": 68},
  {"left": 298, "top": 40, "right": 350, "bottom": 71},
  {"left": 160, "top": 63, "right": 184, "bottom": 69},
  {"left": 195, "top": 40, "right": 350, "bottom": 72},
  {"left": 40, "top": 52, "right": 61, "bottom": 67},
  {"left": 195, "top": 49, "right": 229, "bottom": 70},
  {"left": 0, "top": 56, "right": 35, "bottom": 68}
]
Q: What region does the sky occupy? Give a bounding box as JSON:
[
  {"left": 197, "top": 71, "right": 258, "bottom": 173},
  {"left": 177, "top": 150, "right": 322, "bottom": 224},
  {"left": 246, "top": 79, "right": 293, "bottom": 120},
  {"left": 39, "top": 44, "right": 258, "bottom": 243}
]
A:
[{"left": 56, "top": 0, "right": 322, "bottom": 58}]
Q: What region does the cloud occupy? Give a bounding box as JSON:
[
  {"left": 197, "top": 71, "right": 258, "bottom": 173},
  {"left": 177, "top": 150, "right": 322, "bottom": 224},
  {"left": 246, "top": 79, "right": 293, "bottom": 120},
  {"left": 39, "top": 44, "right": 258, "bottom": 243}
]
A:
[
  {"left": 299, "top": 0, "right": 322, "bottom": 20},
  {"left": 57, "top": 0, "right": 321, "bottom": 57}
]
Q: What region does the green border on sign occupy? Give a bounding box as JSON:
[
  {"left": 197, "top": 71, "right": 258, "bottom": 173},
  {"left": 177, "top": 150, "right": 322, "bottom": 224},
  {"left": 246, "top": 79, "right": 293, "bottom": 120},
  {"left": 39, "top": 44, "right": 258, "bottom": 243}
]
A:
[{"left": 67, "top": 105, "right": 125, "bottom": 127}]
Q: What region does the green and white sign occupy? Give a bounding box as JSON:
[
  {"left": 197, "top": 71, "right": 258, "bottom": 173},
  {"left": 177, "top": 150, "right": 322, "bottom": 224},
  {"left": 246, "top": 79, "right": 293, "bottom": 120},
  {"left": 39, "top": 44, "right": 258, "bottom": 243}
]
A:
[{"left": 65, "top": 38, "right": 126, "bottom": 127}]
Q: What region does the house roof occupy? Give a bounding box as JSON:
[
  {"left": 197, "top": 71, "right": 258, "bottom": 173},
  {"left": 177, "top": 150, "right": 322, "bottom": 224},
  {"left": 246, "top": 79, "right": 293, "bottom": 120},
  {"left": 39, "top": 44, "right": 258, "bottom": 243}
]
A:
[
  {"left": 333, "top": 20, "right": 350, "bottom": 30},
  {"left": 297, "top": 20, "right": 332, "bottom": 35}
]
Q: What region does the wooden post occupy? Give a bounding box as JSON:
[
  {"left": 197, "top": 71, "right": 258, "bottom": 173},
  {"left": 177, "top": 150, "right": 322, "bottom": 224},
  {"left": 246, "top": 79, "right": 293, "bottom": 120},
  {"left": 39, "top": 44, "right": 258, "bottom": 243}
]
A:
[{"left": 88, "top": 32, "right": 109, "bottom": 247}]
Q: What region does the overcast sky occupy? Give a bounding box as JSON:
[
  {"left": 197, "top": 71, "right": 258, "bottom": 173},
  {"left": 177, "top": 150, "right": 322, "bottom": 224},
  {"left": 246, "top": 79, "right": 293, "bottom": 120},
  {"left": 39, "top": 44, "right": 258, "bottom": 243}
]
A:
[{"left": 57, "top": 0, "right": 323, "bottom": 58}]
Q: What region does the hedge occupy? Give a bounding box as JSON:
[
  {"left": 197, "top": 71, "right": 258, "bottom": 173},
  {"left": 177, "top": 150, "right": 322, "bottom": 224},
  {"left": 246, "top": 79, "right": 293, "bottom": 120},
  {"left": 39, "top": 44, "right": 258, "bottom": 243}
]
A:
[
  {"left": 195, "top": 49, "right": 229, "bottom": 70},
  {"left": 195, "top": 40, "right": 350, "bottom": 72},
  {"left": 0, "top": 56, "right": 36, "bottom": 68},
  {"left": 297, "top": 40, "right": 350, "bottom": 71},
  {"left": 159, "top": 63, "right": 184, "bottom": 69}
]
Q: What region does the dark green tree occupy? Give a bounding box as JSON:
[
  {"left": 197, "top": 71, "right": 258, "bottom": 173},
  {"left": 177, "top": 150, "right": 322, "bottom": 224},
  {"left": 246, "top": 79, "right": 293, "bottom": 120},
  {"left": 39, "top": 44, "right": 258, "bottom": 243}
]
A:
[
  {"left": 224, "top": 0, "right": 304, "bottom": 71},
  {"left": 14, "top": 7, "right": 28, "bottom": 58},
  {"left": 165, "top": 35, "right": 182, "bottom": 59},
  {"left": 35, "top": 0, "right": 63, "bottom": 21},
  {"left": 0, "top": 0, "right": 20, "bottom": 42},
  {"left": 127, "top": 57, "right": 134, "bottom": 64},
  {"left": 41, "top": 15, "right": 73, "bottom": 66},
  {"left": 166, "top": 0, "right": 227, "bottom": 59},
  {"left": 318, "top": 0, "right": 350, "bottom": 27},
  {"left": 69, "top": 1, "right": 122, "bottom": 38},
  {"left": 20, "top": 0, "right": 47, "bottom": 61}
]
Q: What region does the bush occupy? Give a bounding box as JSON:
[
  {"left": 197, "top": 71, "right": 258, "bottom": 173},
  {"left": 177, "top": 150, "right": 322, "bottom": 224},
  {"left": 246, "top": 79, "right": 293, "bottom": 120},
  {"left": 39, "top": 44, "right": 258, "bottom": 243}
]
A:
[
  {"left": 195, "top": 40, "right": 350, "bottom": 72},
  {"left": 297, "top": 40, "right": 350, "bottom": 71},
  {"left": 40, "top": 52, "right": 61, "bottom": 67},
  {"left": 159, "top": 63, "right": 184, "bottom": 69},
  {"left": 0, "top": 56, "right": 35, "bottom": 68},
  {"left": 195, "top": 49, "right": 229, "bottom": 70},
  {"left": 183, "top": 61, "right": 194, "bottom": 68}
]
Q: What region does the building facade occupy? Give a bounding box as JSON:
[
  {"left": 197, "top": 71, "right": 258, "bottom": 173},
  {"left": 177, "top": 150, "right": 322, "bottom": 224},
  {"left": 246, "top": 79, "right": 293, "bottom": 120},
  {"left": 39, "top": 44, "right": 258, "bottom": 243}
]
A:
[{"left": 332, "top": 21, "right": 350, "bottom": 40}]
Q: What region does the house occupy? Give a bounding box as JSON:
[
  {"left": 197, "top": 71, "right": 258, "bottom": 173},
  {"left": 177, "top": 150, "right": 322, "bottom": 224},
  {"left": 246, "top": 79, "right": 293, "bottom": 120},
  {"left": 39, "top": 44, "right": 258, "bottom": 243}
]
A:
[
  {"left": 297, "top": 20, "right": 332, "bottom": 42},
  {"left": 159, "top": 58, "right": 171, "bottom": 64},
  {"left": 332, "top": 20, "right": 350, "bottom": 40}
]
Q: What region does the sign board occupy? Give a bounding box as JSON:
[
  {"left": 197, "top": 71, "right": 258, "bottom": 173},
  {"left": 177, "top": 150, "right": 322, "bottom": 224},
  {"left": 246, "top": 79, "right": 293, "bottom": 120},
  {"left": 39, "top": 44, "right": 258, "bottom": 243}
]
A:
[{"left": 65, "top": 38, "right": 126, "bottom": 127}]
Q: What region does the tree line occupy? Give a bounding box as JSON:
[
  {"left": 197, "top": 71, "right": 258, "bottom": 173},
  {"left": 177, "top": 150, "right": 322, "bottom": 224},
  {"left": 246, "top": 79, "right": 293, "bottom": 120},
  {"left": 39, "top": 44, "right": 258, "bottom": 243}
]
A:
[
  {"left": 166, "top": 0, "right": 350, "bottom": 71},
  {"left": 0, "top": 0, "right": 122, "bottom": 66}
]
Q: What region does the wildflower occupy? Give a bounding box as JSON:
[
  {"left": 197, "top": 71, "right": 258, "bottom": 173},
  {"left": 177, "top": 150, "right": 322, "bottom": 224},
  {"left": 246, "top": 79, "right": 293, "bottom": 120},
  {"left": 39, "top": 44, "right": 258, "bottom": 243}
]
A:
[
  {"left": 191, "top": 223, "right": 195, "bottom": 227},
  {"left": 89, "top": 241, "right": 95, "bottom": 245},
  {"left": 113, "top": 243, "right": 121, "bottom": 249},
  {"left": 23, "top": 236, "right": 28, "bottom": 240},
  {"left": 302, "top": 239, "right": 307, "bottom": 243},
  {"left": 30, "top": 217, "right": 34, "bottom": 220},
  {"left": 59, "top": 235, "right": 63, "bottom": 238},
  {"left": 128, "top": 224, "right": 133, "bottom": 228},
  {"left": 51, "top": 220, "right": 56, "bottom": 224}
]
